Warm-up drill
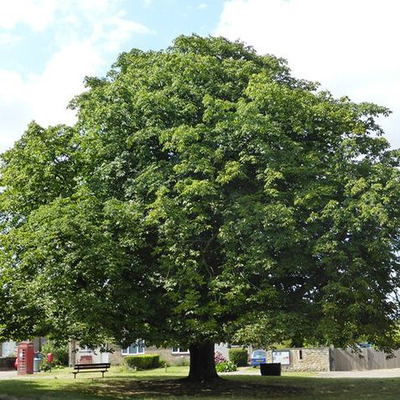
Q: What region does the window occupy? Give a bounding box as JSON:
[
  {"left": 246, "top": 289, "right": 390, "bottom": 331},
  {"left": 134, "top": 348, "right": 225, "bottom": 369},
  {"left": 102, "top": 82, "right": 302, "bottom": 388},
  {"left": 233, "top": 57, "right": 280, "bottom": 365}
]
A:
[
  {"left": 299, "top": 350, "right": 303, "bottom": 360},
  {"left": 172, "top": 347, "right": 189, "bottom": 354},
  {"left": 79, "top": 346, "right": 93, "bottom": 354},
  {"left": 121, "top": 340, "right": 145, "bottom": 355}
]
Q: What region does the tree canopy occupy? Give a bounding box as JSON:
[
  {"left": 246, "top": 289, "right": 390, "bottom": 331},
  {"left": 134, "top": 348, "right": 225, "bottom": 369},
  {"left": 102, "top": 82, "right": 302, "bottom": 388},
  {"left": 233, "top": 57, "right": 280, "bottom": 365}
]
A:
[{"left": 1, "top": 35, "right": 400, "bottom": 380}]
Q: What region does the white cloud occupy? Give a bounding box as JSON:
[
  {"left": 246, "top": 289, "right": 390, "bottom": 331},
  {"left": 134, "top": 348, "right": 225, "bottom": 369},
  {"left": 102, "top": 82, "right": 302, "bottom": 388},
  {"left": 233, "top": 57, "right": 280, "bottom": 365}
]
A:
[
  {"left": 0, "top": 33, "right": 22, "bottom": 46},
  {"left": 0, "top": 42, "right": 101, "bottom": 150},
  {"left": 98, "top": 14, "right": 151, "bottom": 52},
  {"left": 0, "top": 70, "right": 26, "bottom": 105},
  {"left": 198, "top": 3, "right": 208, "bottom": 10},
  {"left": 27, "top": 41, "right": 103, "bottom": 127},
  {"left": 0, "top": 69, "right": 31, "bottom": 150},
  {"left": 142, "top": 0, "right": 153, "bottom": 8},
  {"left": 0, "top": 0, "right": 152, "bottom": 152},
  {"left": 216, "top": 0, "right": 400, "bottom": 148},
  {"left": 0, "top": 0, "right": 57, "bottom": 31}
]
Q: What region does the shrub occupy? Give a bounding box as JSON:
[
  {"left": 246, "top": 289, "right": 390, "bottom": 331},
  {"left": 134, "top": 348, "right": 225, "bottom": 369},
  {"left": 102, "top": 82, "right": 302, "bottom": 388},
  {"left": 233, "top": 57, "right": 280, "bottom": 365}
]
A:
[
  {"left": 216, "top": 361, "right": 237, "bottom": 372},
  {"left": 123, "top": 354, "right": 161, "bottom": 370},
  {"left": 159, "top": 357, "right": 170, "bottom": 367},
  {"left": 41, "top": 341, "right": 69, "bottom": 366},
  {"left": 40, "top": 360, "right": 52, "bottom": 371},
  {"left": 214, "top": 351, "right": 227, "bottom": 364},
  {"left": 228, "top": 348, "right": 248, "bottom": 367},
  {"left": 174, "top": 356, "right": 190, "bottom": 366}
]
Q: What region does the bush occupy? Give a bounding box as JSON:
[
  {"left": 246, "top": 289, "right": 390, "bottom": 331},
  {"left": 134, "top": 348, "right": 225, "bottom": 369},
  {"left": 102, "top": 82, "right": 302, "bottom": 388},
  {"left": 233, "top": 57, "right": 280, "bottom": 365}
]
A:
[
  {"left": 123, "top": 354, "right": 161, "bottom": 370},
  {"left": 228, "top": 348, "right": 248, "bottom": 367},
  {"left": 41, "top": 341, "right": 69, "bottom": 367},
  {"left": 159, "top": 357, "right": 170, "bottom": 367},
  {"left": 216, "top": 361, "right": 237, "bottom": 372},
  {"left": 214, "top": 351, "right": 227, "bottom": 364},
  {"left": 40, "top": 360, "right": 52, "bottom": 371},
  {"left": 174, "top": 356, "right": 190, "bottom": 366}
]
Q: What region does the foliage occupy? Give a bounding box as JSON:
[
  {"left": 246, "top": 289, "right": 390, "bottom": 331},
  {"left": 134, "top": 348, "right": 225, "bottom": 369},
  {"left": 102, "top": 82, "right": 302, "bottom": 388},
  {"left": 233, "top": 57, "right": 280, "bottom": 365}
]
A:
[
  {"left": 40, "top": 342, "right": 69, "bottom": 367},
  {"left": 229, "top": 349, "right": 248, "bottom": 367},
  {"left": 174, "top": 357, "right": 190, "bottom": 367},
  {"left": 1, "top": 34, "right": 400, "bottom": 380},
  {"left": 40, "top": 360, "right": 52, "bottom": 372},
  {"left": 159, "top": 357, "right": 169, "bottom": 367},
  {"left": 215, "top": 360, "right": 237, "bottom": 372},
  {"left": 123, "top": 354, "right": 161, "bottom": 370},
  {"left": 214, "top": 351, "right": 227, "bottom": 364}
]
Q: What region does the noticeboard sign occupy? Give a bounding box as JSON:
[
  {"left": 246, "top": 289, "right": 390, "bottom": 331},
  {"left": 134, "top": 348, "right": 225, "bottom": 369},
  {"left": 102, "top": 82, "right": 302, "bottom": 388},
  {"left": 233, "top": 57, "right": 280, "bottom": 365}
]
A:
[{"left": 272, "top": 350, "right": 290, "bottom": 365}]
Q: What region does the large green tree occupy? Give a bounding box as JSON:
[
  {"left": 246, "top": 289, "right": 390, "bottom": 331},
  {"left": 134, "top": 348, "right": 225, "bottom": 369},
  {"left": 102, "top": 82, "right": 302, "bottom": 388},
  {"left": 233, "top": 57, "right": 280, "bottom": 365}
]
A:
[{"left": 1, "top": 35, "right": 400, "bottom": 381}]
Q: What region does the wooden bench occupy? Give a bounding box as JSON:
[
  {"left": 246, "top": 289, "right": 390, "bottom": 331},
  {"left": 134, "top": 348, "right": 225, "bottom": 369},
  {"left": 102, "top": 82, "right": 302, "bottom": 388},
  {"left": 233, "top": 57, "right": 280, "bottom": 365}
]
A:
[{"left": 72, "top": 363, "right": 110, "bottom": 378}]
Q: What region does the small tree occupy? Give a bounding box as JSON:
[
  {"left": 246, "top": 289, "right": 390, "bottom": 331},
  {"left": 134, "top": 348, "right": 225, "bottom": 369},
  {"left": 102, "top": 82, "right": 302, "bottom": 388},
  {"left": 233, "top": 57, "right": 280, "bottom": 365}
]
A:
[{"left": 1, "top": 35, "right": 400, "bottom": 381}]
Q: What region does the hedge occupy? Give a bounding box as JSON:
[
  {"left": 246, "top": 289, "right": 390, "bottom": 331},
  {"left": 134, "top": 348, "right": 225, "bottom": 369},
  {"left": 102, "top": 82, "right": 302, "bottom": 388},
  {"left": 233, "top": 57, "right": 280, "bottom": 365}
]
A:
[
  {"left": 123, "top": 354, "right": 161, "bottom": 370},
  {"left": 228, "top": 348, "right": 248, "bottom": 367}
]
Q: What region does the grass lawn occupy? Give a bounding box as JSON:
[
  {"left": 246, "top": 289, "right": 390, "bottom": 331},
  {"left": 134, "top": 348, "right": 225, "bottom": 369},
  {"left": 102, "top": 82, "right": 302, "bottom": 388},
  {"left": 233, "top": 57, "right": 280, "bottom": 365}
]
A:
[{"left": 0, "top": 366, "right": 400, "bottom": 399}]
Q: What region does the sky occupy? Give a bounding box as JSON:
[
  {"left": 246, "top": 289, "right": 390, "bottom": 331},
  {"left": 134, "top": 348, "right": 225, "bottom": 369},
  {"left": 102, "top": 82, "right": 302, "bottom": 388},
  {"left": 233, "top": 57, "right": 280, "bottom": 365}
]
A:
[{"left": 0, "top": 0, "right": 399, "bottom": 153}]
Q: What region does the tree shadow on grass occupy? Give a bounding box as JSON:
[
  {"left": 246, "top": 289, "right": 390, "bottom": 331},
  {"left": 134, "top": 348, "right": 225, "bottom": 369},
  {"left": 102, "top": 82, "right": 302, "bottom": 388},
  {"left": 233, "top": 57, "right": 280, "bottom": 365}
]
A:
[
  {"left": 85, "top": 377, "right": 306, "bottom": 399},
  {"left": 0, "top": 376, "right": 306, "bottom": 399}
]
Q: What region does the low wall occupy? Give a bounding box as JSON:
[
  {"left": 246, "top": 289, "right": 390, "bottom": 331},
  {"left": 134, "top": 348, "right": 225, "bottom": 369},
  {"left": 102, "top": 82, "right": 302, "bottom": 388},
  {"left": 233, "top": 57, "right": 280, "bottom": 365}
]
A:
[{"left": 265, "top": 348, "right": 330, "bottom": 372}]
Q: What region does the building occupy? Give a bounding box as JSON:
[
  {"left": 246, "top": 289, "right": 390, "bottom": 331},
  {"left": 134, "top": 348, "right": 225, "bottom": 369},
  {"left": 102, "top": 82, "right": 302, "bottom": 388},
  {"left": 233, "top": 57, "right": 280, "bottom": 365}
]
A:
[{"left": 68, "top": 341, "right": 233, "bottom": 367}]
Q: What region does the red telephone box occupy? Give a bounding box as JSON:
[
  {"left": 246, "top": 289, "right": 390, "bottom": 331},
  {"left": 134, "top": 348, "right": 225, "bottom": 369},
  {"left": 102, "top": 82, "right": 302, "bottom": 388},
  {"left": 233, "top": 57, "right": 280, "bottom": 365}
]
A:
[{"left": 17, "top": 342, "right": 34, "bottom": 375}]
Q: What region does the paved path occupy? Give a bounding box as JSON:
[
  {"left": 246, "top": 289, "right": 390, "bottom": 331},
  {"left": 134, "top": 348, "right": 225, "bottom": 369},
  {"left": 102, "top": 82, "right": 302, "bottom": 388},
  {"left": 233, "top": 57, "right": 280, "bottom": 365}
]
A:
[
  {"left": 224, "top": 366, "right": 400, "bottom": 379},
  {"left": 3, "top": 367, "right": 400, "bottom": 380},
  {"left": 317, "top": 368, "right": 400, "bottom": 378},
  {"left": 0, "top": 370, "right": 17, "bottom": 379}
]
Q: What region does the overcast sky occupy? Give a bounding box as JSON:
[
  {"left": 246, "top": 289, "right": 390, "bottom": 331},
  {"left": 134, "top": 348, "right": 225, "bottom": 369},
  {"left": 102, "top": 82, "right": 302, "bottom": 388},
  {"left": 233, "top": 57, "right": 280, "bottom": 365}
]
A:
[{"left": 1, "top": 0, "right": 399, "bottom": 153}]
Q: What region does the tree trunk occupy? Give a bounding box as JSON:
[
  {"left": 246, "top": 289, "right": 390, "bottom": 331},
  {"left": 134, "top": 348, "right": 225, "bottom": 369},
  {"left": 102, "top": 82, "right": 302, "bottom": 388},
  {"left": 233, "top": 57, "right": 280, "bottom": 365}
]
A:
[{"left": 187, "top": 341, "right": 219, "bottom": 382}]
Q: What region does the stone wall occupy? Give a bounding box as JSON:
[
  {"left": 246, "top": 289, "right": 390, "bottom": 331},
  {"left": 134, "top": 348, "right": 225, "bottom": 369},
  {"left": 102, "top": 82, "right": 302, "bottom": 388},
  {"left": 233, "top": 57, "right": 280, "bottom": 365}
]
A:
[{"left": 265, "top": 348, "right": 330, "bottom": 372}]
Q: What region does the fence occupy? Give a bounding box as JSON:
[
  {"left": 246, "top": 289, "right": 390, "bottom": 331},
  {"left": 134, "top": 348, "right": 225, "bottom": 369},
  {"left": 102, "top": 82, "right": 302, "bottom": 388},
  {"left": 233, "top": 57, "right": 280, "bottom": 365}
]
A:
[{"left": 330, "top": 348, "right": 400, "bottom": 371}]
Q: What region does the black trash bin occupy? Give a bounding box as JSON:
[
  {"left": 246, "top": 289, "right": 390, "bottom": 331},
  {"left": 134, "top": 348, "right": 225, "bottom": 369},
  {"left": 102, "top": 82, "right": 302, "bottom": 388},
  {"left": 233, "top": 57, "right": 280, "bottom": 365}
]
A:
[{"left": 260, "top": 363, "right": 281, "bottom": 376}]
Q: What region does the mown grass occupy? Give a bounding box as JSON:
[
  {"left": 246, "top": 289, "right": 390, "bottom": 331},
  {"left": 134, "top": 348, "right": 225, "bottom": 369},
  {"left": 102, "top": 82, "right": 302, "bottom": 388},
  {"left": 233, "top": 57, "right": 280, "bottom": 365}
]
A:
[{"left": 0, "top": 366, "right": 400, "bottom": 399}]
